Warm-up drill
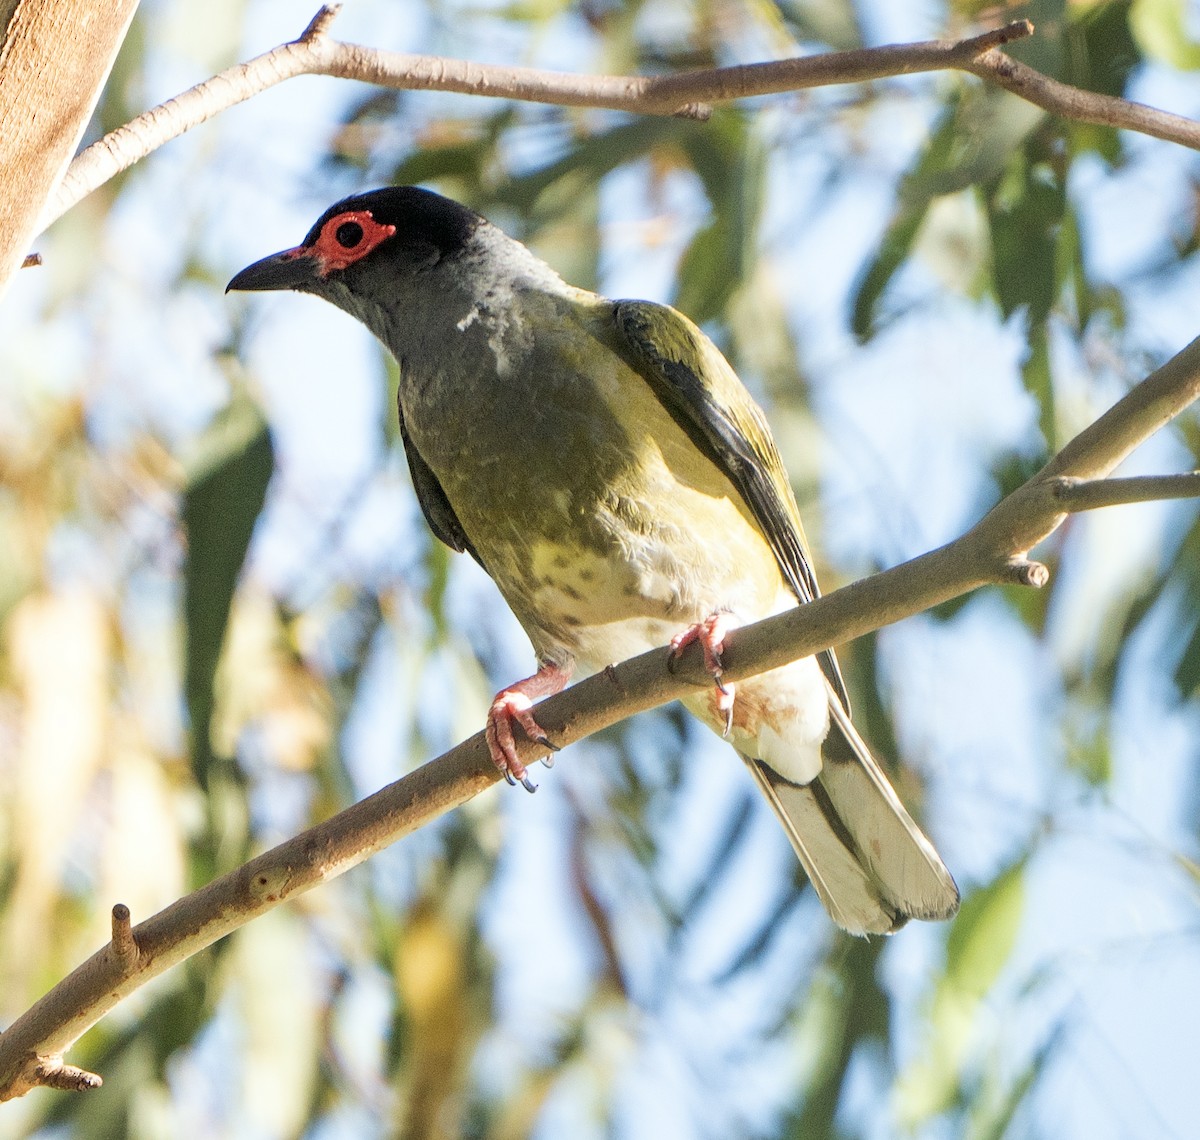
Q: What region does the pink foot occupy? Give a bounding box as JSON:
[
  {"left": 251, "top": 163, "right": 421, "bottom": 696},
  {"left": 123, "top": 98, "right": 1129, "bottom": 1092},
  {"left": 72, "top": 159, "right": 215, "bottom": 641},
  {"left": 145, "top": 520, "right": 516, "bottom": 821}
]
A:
[
  {"left": 670, "top": 613, "right": 737, "bottom": 737},
  {"left": 485, "top": 662, "right": 570, "bottom": 792}
]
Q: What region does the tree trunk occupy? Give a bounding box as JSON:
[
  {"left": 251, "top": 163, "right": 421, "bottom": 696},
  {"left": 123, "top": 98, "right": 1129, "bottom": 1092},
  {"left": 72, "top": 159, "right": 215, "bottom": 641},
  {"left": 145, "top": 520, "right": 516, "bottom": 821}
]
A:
[{"left": 0, "top": 0, "right": 139, "bottom": 297}]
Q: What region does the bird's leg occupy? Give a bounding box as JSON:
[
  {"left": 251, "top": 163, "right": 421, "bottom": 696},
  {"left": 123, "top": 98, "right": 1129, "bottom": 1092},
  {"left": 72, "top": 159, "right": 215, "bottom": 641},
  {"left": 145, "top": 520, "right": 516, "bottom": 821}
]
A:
[
  {"left": 486, "top": 662, "right": 570, "bottom": 793},
  {"left": 670, "top": 612, "right": 736, "bottom": 737}
]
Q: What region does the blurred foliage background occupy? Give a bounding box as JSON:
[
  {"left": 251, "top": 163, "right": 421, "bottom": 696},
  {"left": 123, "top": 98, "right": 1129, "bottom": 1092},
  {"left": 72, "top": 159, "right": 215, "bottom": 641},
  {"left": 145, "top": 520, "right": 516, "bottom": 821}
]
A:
[{"left": 1, "top": 0, "right": 1199, "bottom": 1136}]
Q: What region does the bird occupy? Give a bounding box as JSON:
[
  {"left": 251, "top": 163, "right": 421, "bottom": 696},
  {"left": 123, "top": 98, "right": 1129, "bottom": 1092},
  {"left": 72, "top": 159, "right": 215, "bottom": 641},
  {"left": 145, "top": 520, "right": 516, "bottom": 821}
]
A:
[{"left": 228, "top": 185, "right": 959, "bottom": 935}]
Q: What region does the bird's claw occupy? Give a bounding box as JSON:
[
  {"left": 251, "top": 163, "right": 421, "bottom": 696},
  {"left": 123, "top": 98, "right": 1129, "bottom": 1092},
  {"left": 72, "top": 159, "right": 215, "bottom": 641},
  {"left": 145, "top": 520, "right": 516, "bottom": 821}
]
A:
[
  {"left": 670, "top": 613, "right": 733, "bottom": 676},
  {"left": 501, "top": 766, "right": 539, "bottom": 793},
  {"left": 535, "top": 738, "right": 558, "bottom": 770},
  {"left": 486, "top": 686, "right": 560, "bottom": 792},
  {"left": 672, "top": 613, "right": 738, "bottom": 737},
  {"left": 721, "top": 699, "right": 734, "bottom": 738}
]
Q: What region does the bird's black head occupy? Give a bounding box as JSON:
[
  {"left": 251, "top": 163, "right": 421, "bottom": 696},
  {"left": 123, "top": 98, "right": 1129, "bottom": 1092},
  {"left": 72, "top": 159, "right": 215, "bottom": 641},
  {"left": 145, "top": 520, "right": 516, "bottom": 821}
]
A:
[{"left": 227, "top": 186, "right": 484, "bottom": 295}]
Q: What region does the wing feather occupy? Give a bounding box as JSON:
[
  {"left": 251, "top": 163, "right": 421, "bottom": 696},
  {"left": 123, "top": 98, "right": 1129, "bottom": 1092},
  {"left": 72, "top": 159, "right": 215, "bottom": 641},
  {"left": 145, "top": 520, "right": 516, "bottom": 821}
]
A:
[
  {"left": 396, "top": 390, "right": 482, "bottom": 564},
  {"left": 613, "top": 299, "right": 849, "bottom": 710}
]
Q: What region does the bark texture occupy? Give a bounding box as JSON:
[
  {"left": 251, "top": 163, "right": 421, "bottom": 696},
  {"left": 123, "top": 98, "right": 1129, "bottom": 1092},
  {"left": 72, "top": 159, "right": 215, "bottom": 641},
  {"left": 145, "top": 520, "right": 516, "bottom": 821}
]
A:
[{"left": 0, "top": 0, "right": 139, "bottom": 294}]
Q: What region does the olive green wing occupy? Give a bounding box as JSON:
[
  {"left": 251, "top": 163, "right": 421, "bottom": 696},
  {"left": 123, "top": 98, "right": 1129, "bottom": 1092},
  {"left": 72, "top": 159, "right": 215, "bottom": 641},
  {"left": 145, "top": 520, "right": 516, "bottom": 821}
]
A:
[
  {"left": 613, "top": 299, "right": 849, "bottom": 712},
  {"left": 396, "top": 391, "right": 482, "bottom": 566}
]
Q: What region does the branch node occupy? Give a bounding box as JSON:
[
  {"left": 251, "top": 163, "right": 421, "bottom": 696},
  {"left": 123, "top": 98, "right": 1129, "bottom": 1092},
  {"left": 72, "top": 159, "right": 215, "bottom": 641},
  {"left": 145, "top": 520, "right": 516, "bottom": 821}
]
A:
[
  {"left": 110, "top": 903, "right": 139, "bottom": 968},
  {"left": 1048, "top": 475, "right": 1080, "bottom": 502},
  {"left": 1004, "top": 558, "right": 1050, "bottom": 588},
  {"left": 603, "top": 663, "right": 628, "bottom": 696},
  {"left": 31, "top": 1058, "right": 102, "bottom": 1093},
  {"left": 299, "top": 4, "right": 341, "bottom": 43},
  {"left": 991, "top": 19, "right": 1035, "bottom": 48},
  {"left": 958, "top": 19, "right": 1034, "bottom": 59}
]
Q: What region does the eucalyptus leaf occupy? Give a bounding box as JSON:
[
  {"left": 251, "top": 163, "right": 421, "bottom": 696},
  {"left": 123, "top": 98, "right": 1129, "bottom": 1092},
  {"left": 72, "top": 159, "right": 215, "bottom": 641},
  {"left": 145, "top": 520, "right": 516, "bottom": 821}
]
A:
[{"left": 182, "top": 394, "right": 274, "bottom": 784}]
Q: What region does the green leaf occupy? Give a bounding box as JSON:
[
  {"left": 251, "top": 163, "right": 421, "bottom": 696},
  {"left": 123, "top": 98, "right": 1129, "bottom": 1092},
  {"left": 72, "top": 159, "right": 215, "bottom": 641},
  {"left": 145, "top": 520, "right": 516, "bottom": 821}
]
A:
[
  {"left": 493, "top": 117, "right": 682, "bottom": 214},
  {"left": 392, "top": 138, "right": 494, "bottom": 187},
  {"left": 1006, "top": 0, "right": 1068, "bottom": 79},
  {"left": 1172, "top": 618, "right": 1200, "bottom": 695},
  {"left": 519, "top": 169, "right": 602, "bottom": 293},
  {"left": 944, "top": 861, "right": 1025, "bottom": 995},
  {"left": 1021, "top": 321, "right": 1055, "bottom": 450},
  {"left": 898, "top": 859, "right": 1027, "bottom": 1126},
  {"left": 677, "top": 111, "right": 765, "bottom": 322},
  {"left": 783, "top": 936, "right": 889, "bottom": 1138},
  {"left": 181, "top": 394, "right": 274, "bottom": 786},
  {"left": 1162, "top": 516, "right": 1200, "bottom": 697},
  {"left": 776, "top": 0, "right": 863, "bottom": 51},
  {"left": 965, "top": 1026, "right": 1059, "bottom": 1140},
  {"left": 1063, "top": 700, "right": 1113, "bottom": 785},
  {"left": 1069, "top": 0, "right": 1141, "bottom": 98},
  {"left": 1057, "top": 193, "right": 1125, "bottom": 334},
  {"left": 851, "top": 100, "right": 964, "bottom": 340},
  {"left": 987, "top": 151, "right": 1066, "bottom": 327},
  {"left": 1131, "top": 0, "right": 1200, "bottom": 69},
  {"left": 853, "top": 89, "right": 1042, "bottom": 339}
]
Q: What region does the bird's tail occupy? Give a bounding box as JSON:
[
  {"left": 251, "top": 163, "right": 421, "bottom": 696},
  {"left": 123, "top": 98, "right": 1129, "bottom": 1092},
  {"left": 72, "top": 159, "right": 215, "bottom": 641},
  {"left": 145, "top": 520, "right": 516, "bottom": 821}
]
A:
[{"left": 744, "top": 692, "right": 959, "bottom": 935}]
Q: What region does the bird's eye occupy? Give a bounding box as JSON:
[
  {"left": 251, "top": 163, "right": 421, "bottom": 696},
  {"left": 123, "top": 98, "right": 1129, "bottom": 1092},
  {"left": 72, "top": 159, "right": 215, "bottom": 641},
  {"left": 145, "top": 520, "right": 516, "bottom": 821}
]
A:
[
  {"left": 335, "top": 222, "right": 364, "bottom": 248},
  {"left": 308, "top": 211, "right": 396, "bottom": 273}
]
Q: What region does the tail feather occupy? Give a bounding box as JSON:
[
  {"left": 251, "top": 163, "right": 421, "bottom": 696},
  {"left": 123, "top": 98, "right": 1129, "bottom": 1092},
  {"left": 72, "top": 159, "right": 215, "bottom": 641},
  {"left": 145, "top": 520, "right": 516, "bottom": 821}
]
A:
[
  {"left": 744, "top": 686, "right": 959, "bottom": 936},
  {"left": 821, "top": 693, "right": 959, "bottom": 922},
  {"left": 745, "top": 761, "right": 904, "bottom": 935}
]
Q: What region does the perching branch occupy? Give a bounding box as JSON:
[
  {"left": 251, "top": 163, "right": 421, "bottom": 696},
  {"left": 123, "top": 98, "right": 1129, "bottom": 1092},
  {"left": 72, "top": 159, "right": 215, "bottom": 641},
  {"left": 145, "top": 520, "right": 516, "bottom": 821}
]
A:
[
  {"left": 44, "top": 5, "right": 1200, "bottom": 231},
  {"left": 2, "top": 333, "right": 1199, "bottom": 1100}
]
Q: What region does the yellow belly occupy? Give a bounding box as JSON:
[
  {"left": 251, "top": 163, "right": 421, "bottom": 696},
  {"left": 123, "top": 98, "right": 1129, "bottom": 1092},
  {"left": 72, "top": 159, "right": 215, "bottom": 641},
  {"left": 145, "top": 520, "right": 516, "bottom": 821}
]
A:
[{"left": 512, "top": 343, "right": 786, "bottom": 666}]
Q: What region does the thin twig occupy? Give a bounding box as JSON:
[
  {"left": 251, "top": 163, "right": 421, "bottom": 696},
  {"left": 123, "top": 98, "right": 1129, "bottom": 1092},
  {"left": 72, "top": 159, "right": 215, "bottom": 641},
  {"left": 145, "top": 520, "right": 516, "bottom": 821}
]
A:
[
  {"left": 2, "top": 334, "right": 1199, "bottom": 1100},
  {"left": 109, "top": 904, "right": 138, "bottom": 969},
  {"left": 44, "top": 10, "right": 1200, "bottom": 230},
  {"left": 27, "top": 1061, "right": 101, "bottom": 1094},
  {"left": 299, "top": 2, "right": 341, "bottom": 39},
  {"left": 44, "top": 12, "right": 1023, "bottom": 226},
  {"left": 967, "top": 50, "right": 1200, "bottom": 150},
  {"left": 1051, "top": 472, "right": 1200, "bottom": 511}
]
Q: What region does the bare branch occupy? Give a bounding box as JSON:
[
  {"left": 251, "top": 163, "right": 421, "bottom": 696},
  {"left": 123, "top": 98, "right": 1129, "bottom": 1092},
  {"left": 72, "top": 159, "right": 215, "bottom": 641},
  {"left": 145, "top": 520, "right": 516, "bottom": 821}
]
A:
[
  {"left": 1051, "top": 472, "right": 1200, "bottom": 511},
  {"left": 30, "top": 1061, "right": 102, "bottom": 1094},
  {"left": 2, "top": 332, "right": 1199, "bottom": 1100},
  {"left": 638, "top": 20, "right": 1033, "bottom": 106},
  {"left": 1003, "top": 558, "right": 1052, "bottom": 588},
  {"left": 1045, "top": 341, "right": 1200, "bottom": 482},
  {"left": 4, "top": 1057, "right": 102, "bottom": 1100},
  {"left": 299, "top": 2, "right": 342, "bottom": 39},
  {"left": 967, "top": 50, "right": 1200, "bottom": 151},
  {"left": 45, "top": 12, "right": 1200, "bottom": 230}
]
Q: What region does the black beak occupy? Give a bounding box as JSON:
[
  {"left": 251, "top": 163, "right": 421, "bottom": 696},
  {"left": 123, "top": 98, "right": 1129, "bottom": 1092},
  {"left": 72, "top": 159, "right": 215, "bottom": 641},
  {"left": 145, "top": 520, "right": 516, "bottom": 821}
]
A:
[{"left": 226, "top": 248, "right": 321, "bottom": 293}]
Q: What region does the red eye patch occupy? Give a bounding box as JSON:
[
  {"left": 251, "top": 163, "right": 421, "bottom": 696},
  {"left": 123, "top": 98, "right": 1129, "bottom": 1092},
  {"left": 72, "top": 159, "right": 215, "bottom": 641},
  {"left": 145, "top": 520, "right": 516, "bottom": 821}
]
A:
[{"left": 306, "top": 210, "right": 397, "bottom": 274}]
